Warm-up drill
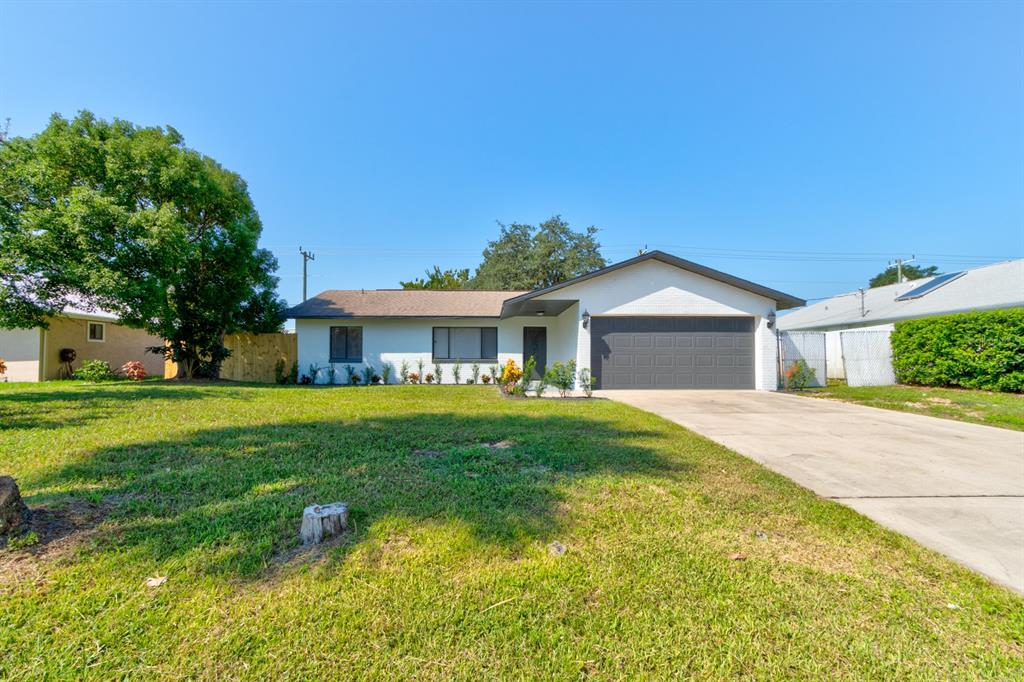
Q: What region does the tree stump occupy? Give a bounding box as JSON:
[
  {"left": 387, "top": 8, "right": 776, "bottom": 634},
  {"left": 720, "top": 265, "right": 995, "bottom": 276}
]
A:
[
  {"left": 0, "top": 476, "right": 30, "bottom": 537},
  {"left": 300, "top": 503, "right": 348, "bottom": 545}
]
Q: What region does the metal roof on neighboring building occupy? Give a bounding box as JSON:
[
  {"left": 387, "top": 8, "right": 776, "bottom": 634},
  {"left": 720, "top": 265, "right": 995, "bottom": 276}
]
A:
[{"left": 777, "top": 259, "right": 1024, "bottom": 331}]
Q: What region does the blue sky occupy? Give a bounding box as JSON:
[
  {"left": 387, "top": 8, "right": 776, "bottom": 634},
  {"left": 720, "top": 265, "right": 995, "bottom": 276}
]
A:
[{"left": 2, "top": 1, "right": 1021, "bottom": 308}]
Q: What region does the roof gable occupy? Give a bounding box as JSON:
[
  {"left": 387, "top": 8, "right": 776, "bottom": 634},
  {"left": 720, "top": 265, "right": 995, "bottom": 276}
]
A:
[{"left": 500, "top": 250, "right": 804, "bottom": 312}]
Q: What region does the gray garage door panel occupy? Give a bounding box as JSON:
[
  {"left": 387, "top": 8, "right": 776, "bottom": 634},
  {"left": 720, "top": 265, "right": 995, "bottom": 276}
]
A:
[{"left": 591, "top": 316, "right": 755, "bottom": 389}]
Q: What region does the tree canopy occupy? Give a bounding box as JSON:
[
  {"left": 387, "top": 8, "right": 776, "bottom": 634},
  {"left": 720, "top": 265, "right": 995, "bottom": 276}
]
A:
[
  {"left": 400, "top": 266, "right": 472, "bottom": 290},
  {"left": 868, "top": 263, "right": 939, "bottom": 288},
  {"left": 400, "top": 215, "right": 606, "bottom": 290},
  {"left": 0, "top": 111, "right": 285, "bottom": 377}
]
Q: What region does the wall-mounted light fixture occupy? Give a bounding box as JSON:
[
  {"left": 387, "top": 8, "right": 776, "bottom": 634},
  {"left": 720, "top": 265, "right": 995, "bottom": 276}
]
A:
[
  {"left": 581, "top": 309, "right": 591, "bottom": 329},
  {"left": 767, "top": 310, "right": 776, "bottom": 329},
  {"left": 535, "top": 310, "right": 545, "bottom": 316}
]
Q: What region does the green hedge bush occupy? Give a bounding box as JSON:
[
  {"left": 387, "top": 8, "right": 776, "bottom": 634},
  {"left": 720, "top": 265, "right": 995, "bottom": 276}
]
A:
[{"left": 890, "top": 308, "right": 1024, "bottom": 392}]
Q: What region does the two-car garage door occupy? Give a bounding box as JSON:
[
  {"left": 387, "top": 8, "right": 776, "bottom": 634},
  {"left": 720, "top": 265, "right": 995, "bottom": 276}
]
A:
[{"left": 590, "top": 316, "right": 755, "bottom": 389}]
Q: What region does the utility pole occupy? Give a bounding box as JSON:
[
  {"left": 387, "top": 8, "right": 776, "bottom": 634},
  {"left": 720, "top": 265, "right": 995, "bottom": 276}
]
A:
[
  {"left": 889, "top": 255, "right": 916, "bottom": 283},
  {"left": 299, "top": 247, "right": 316, "bottom": 301}
]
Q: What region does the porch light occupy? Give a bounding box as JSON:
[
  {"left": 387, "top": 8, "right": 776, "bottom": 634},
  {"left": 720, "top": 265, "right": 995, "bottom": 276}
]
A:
[
  {"left": 767, "top": 310, "right": 776, "bottom": 329},
  {"left": 581, "top": 309, "right": 590, "bottom": 329},
  {"left": 535, "top": 310, "right": 545, "bottom": 316}
]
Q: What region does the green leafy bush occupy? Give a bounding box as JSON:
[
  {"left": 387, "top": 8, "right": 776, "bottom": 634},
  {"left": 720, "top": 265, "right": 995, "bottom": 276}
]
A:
[
  {"left": 452, "top": 361, "right": 462, "bottom": 384},
  {"left": 783, "top": 360, "right": 816, "bottom": 391},
  {"left": 891, "top": 309, "right": 1024, "bottom": 392},
  {"left": 544, "top": 359, "right": 577, "bottom": 397},
  {"left": 578, "top": 368, "right": 595, "bottom": 398},
  {"left": 76, "top": 359, "right": 115, "bottom": 382},
  {"left": 521, "top": 356, "right": 537, "bottom": 396}
]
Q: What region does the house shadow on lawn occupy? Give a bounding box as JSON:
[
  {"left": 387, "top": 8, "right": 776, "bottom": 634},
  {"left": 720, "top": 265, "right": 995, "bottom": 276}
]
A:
[{"left": 22, "top": 411, "right": 687, "bottom": 579}]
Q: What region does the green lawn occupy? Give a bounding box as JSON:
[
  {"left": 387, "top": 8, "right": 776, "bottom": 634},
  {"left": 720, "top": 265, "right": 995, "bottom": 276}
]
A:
[
  {"left": 1, "top": 382, "right": 1021, "bottom": 679},
  {"left": 799, "top": 383, "right": 1024, "bottom": 431}
]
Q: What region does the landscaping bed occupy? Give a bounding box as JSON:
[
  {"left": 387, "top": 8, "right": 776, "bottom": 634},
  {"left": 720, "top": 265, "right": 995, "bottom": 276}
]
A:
[{"left": 1, "top": 382, "right": 1021, "bottom": 678}]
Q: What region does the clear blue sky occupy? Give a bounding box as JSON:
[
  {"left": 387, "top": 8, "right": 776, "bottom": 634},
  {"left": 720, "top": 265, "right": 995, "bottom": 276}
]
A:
[{"left": 3, "top": 1, "right": 1021, "bottom": 308}]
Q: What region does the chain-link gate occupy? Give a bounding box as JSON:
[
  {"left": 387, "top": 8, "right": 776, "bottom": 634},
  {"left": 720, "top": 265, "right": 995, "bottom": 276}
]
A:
[
  {"left": 840, "top": 330, "right": 896, "bottom": 386},
  {"left": 778, "top": 331, "right": 827, "bottom": 388}
]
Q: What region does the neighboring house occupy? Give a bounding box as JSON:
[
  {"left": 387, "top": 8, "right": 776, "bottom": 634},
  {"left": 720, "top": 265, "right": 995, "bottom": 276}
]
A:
[
  {"left": 778, "top": 259, "right": 1024, "bottom": 379},
  {"left": 287, "top": 251, "right": 804, "bottom": 390},
  {"left": 0, "top": 304, "right": 165, "bottom": 382}
]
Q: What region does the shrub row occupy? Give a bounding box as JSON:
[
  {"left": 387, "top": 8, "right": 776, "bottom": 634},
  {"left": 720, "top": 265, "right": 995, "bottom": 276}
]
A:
[{"left": 890, "top": 308, "right": 1024, "bottom": 392}]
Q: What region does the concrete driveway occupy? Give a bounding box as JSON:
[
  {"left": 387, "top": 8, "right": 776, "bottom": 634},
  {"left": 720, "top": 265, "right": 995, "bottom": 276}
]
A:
[{"left": 599, "top": 390, "right": 1024, "bottom": 592}]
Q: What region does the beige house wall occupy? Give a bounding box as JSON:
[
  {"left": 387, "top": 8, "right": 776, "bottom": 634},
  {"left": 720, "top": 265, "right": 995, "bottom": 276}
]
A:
[{"left": 42, "top": 317, "right": 165, "bottom": 380}]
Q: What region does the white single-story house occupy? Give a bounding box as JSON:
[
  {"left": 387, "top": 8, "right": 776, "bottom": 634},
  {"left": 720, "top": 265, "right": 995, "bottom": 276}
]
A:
[
  {"left": 0, "top": 304, "right": 165, "bottom": 382},
  {"left": 287, "top": 251, "right": 804, "bottom": 390},
  {"left": 778, "top": 259, "right": 1024, "bottom": 379}
]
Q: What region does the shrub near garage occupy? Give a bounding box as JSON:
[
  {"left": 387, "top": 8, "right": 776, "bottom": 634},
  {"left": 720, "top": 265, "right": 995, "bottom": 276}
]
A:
[
  {"left": 891, "top": 309, "right": 1024, "bottom": 392},
  {"left": 75, "top": 359, "right": 115, "bottom": 382}
]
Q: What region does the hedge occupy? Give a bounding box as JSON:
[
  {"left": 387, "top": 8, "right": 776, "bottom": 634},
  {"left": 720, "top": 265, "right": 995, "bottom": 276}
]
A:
[{"left": 890, "top": 308, "right": 1024, "bottom": 393}]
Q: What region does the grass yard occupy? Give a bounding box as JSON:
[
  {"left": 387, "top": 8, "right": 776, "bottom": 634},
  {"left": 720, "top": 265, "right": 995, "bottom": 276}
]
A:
[
  {"left": 1, "top": 382, "right": 1021, "bottom": 679},
  {"left": 799, "top": 383, "right": 1024, "bottom": 431}
]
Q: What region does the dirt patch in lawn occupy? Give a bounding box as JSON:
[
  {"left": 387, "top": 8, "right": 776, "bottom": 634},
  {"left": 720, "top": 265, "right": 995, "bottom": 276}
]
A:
[{"left": 0, "top": 498, "right": 113, "bottom": 589}]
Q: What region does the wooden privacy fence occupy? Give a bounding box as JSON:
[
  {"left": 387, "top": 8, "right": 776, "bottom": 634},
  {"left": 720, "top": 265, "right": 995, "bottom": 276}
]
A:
[{"left": 164, "top": 332, "right": 297, "bottom": 383}]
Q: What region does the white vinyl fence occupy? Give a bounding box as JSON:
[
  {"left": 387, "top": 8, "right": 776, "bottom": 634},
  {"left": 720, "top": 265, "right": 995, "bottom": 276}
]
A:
[
  {"left": 840, "top": 330, "right": 896, "bottom": 386},
  {"left": 778, "top": 331, "right": 827, "bottom": 388}
]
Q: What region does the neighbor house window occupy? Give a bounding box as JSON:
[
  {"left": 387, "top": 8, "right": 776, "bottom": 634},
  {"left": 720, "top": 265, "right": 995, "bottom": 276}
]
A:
[
  {"left": 330, "top": 326, "right": 363, "bottom": 363},
  {"left": 87, "top": 322, "right": 105, "bottom": 342},
  {"left": 432, "top": 327, "right": 497, "bottom": 360}
]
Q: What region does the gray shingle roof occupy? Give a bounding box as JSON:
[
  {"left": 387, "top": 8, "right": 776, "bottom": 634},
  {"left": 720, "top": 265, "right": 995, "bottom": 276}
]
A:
[
  {"left": 286, "top": 289, "right": 528, "bottom": 319},
  {"left": 778, "top": 259, "right": 1024, "bottom": 331}
]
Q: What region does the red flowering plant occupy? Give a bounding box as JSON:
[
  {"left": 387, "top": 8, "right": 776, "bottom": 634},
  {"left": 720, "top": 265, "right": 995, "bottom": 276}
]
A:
[{"left": 121, "top": 361, "right": 146, "bottom": 381}]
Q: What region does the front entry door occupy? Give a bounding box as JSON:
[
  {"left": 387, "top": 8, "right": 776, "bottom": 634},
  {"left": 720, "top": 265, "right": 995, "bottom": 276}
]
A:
[{"left": 523, "top": 327, "right": 547, "bottom": 379}]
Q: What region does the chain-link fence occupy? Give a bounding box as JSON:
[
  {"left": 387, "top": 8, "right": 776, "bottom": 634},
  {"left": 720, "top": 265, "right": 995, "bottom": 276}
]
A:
[
  {"left": 779, "top": 331, "right": 827, "bottom": 388},
  {"left": 840, "top": 330, "right": 896, "bottom": 386}
]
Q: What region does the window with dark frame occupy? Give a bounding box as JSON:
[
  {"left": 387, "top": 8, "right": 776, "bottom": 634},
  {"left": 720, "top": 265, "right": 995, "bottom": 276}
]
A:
[
  {"left": 432, "top": 327, "right": 497, "bottom": 360},
  {"left": 329, "top": 326, "right": 363, "bottom": 363},
  {"left": 87, "top": 322, "right": 105, "bottom": 342}
]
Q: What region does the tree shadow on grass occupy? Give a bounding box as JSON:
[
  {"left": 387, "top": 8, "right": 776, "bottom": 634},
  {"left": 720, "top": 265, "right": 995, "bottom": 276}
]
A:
[
  {"left": 20, "top": 412, "right": 687, "bottom": 579},
  {"left": 0, "top": 384, "right": 245, "bottom": 431}
]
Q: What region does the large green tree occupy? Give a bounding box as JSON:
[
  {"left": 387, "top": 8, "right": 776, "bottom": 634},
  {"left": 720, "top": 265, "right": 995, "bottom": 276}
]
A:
[
  {"left": 399, "top": 216, "right": 605, "bottom": 291},
  {"left": 473, "top": 216, "right": 605, "bottom": 290},
  {"left": 868, "top": 263, "right": 939, "bottom": 288},
  {"left": 0, "top": 111, "right": 284, "bottom": 378},
  {"left": 400, "top": 266, "right": 472, "bottom": 290}
]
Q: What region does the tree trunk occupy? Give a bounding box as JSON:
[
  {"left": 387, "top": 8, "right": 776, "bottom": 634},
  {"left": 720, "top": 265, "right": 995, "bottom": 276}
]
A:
[{"left": 300, "top": 503, "right": 348, "bottom": 545}]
